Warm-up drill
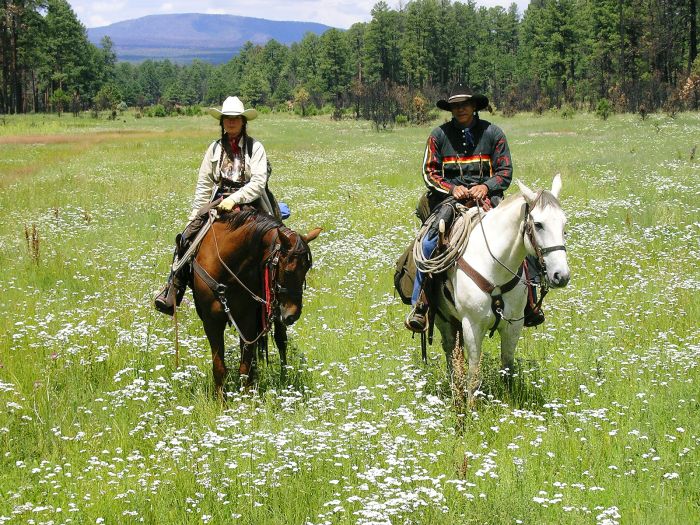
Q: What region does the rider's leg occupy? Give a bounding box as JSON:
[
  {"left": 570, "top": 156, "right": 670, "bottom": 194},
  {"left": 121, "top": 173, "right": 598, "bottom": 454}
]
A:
[
  {"left": 154, "top": 240, "right": 188, "bottom": 316},
  {"left": 406, "top": 231, "right": 438, "bottom": 332},
  {"left": 154, "top": 204, "right": 216, "bottom": 316}
]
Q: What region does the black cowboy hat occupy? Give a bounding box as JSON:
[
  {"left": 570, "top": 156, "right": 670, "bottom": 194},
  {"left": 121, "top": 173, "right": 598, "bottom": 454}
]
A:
[{"left": 436, "top": 84, "right": 489, "bottom": 112}]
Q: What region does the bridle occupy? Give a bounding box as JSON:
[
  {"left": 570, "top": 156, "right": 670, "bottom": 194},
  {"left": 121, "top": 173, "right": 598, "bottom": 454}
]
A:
[
  {"left": 475, "top": 191, "right": 566, "bottom": 287},
  {"left": 271, "top": 227, "right": 312, "bottom": 301},
  {"left": 522, "top": 192, "right": 567, "bottom": 280}
]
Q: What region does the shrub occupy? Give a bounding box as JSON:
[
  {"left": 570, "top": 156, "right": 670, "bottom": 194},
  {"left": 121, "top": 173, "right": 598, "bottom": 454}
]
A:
[
  {"left": 50, "top": 88, "right": 71, "bottom": 116},
  {"left": 595, "top": 99, "right": 611, "bottom": 120},
  {"left": 395, "top": 114, "right": 408, "bottom": 126},
  {"left": 185, "top": 105, "right": 202, "bottom": 116},
  {"left": 150, "top": 104, "right": 167, "bottom": 117},
  {"left": 638, "top": 103, "right": 648, "bottom": 121},
  {"left": 560, "top": 104, "right": 575, "bottom": 119},
  {"left": 502, "top": 105, "right": 517, "bottom": 117}
]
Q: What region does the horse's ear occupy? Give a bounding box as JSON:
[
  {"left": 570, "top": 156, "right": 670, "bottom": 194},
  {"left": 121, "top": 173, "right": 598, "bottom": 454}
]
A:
[
  {"left": 515, "top": 178, "right": 537, "bottom": 204},
  {"left": 279, "top": 229, "right": 294, "bottom": 250},
  {"left": 551, "top": 173, "right": 562, "bottom": 199},
  {"left": 302, "top": 227, "right": 322, "bottom": 243}
]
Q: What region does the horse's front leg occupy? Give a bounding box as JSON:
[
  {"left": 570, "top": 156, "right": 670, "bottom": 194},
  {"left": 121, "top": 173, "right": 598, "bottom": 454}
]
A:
[
  {"left": 434, "top": 312, "right": 461, "bottom": 384},
  {"left": 236, "top": 312, "right": 261, "bottom": 388},
  {"left": 461, "top": 318, "right": 486, "bottom": 405},
  {"left": 498, "top": 289, "right": 527, "bottom": 391},
  {"left": 499, "top": 319, "right": 524, "bottom": 390},
  {"left": 201, "top": 316, "right": 228, "bottom": 401},
  {"left": 238, "top": 340, "right": 257, "bottom": 388},
  {"left": 273, "top": 317, "right": 288, "bottom": 379}
]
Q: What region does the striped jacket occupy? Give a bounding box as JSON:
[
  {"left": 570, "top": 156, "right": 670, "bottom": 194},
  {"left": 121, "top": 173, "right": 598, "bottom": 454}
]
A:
[{"left": 422, "top": 117, "right": 512, "bottom": 202}]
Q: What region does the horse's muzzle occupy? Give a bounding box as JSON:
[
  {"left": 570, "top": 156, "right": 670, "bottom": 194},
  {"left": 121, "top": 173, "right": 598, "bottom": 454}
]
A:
[
  {"left": 550, "top": 270, "right": 570, "bottom": 288},
  {"left": 280, "top": 305, "right": 301, "bottom": 326}
]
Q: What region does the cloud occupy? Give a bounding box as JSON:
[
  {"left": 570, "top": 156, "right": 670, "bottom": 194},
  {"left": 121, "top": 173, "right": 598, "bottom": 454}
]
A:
[{"left": 88, "top": 15, "right": 112, "bottom": 28}]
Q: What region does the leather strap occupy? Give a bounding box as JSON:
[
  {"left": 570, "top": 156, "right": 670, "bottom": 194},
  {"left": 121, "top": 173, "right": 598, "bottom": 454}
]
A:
[
  {"left": 455, "top": 258, "right": 524, "bottom": 338},
  {"left": 456, "top": 258, "right": 494, "bottom": 294}
]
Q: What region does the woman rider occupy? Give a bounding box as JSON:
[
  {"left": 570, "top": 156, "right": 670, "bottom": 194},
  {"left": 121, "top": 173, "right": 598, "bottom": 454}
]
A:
[{"left": 154, "top": 96, "right": 275, "bottom": 315}]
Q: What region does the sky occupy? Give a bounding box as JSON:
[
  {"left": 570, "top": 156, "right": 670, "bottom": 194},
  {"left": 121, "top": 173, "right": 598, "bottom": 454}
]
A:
[{"left": 70, "top": 0, "right": 530, "bottom": 30}]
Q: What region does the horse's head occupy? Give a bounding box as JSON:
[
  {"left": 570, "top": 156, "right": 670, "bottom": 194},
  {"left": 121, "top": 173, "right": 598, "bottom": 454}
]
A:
[
  {"left": 517, "top": 174, "right": 570, "bottom": 288},
  {"left": 275, "top": 227, "right": 321, "bottom": 325}
]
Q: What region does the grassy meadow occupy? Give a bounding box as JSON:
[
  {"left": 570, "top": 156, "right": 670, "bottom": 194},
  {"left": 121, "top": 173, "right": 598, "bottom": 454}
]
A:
[{"left": 0, "top": 109, "right": 699, "bottom": 524}]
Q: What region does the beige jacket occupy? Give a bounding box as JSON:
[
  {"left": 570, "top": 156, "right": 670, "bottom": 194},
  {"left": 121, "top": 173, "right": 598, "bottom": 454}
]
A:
[{"left": 189, "top": 135, "right": 272, "bottom": 220}]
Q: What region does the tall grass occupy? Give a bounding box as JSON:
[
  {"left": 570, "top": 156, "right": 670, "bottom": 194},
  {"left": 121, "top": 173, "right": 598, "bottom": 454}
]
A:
[{"left": 1, "top": 110, "right": 698, "bottom": 524}]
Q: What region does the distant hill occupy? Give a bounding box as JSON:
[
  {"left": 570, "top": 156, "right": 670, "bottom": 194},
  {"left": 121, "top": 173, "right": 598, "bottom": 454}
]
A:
[{"left": 87, "top": 13, "right": 334, "bottom": 63}]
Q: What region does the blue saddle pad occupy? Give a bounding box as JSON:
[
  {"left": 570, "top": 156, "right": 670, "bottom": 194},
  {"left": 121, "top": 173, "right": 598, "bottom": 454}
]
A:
[{"left": 279, "top": 202, "right": 291, "bottom": 220}]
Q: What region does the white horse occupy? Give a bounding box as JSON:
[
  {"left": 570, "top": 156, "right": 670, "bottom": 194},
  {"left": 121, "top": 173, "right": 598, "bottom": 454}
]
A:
[{"left": 434, "top": 175, "right": 570, "bottom": 402}]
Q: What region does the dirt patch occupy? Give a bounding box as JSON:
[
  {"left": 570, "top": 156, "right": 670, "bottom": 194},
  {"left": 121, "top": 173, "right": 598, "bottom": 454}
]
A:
[
  {"left": 0, "top": 130, "right": 158, "bottom": 145},
  {"left": 527, "top": 131, "right": 578, "bottom": 137}
]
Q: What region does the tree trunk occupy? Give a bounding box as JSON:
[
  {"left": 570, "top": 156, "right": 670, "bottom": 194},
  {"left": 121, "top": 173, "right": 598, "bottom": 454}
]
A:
[
  {"left": 1, "top": 0, "right": 11, "bottom": 113},
  {"left": 690, "top": 0, "right": 698, "bottom": 73},
  {"left": 10, "top": 5, "right": 21, "bottom": 113}
]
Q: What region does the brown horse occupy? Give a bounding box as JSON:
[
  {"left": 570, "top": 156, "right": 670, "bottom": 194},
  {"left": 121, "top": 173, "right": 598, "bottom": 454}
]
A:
[{"left": 190, "top": 207, "right": 320, "bottom": 397}]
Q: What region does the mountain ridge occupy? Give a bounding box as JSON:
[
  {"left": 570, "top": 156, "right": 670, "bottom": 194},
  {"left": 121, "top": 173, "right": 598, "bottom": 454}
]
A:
[{"left": 87, "top": 13, "right": 335, "bottom": 63}]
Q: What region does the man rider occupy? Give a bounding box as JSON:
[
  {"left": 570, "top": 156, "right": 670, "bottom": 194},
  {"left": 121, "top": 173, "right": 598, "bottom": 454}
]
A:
[{"left": 406, "top": 84, "right": 521, "bottom": 332}]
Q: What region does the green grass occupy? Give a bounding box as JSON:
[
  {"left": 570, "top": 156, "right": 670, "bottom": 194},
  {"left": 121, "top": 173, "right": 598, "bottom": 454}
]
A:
[{"left": 0, "top": 109, "right": 699, "bottom": 524}]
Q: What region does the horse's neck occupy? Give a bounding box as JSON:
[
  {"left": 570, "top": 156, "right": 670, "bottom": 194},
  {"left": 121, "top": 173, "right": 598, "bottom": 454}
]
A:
[
  {"left": 224, "top": 224, "right": 269, "bottom": 272},
  {"left": 465, "top": 198, "right": 527, "bottom": 281}
]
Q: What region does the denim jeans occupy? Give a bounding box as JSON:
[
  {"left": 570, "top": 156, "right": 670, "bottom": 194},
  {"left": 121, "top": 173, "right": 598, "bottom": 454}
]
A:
[{"left": 411, "top": 230, "right": 438, "bottom": 305}]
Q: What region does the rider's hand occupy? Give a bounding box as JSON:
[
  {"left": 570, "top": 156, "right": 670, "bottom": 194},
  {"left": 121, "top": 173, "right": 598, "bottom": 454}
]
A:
[
  {"left": 452, "top": 185, "right": 470, "bottom": 201},
  {"left": 468, "top": 184, "right": 489, "bottom": 200},
  {"left": 217, "top": 195, "right": 237, "bottom": 211}
]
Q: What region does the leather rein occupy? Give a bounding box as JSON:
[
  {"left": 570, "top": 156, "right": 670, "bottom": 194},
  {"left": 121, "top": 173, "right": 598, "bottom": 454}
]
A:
[{"left": 458, "top": 192, "right": 566, "bottom": 336}]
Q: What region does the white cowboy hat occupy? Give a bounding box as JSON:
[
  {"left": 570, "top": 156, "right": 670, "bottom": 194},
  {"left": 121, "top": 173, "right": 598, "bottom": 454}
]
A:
[{"left": 208, "top": 96, "right": 258, "bottom": 121}]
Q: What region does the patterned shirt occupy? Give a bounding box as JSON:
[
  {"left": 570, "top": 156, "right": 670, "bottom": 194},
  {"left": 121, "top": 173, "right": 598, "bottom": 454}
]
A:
[{"left": 422, "top": 116, "right": 512, "bottom": 199}]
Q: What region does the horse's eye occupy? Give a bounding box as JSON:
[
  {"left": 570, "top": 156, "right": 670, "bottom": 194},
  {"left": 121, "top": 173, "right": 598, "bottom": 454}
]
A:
[{"left": 534, "top": 222, "right": 544, "bottom": 230}]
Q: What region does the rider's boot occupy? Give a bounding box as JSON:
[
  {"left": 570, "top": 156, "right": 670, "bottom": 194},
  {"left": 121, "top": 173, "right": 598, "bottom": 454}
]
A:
[
  {"left": 154, "top": 271, "right": 186, "bottom": 316},
  {"left": 155, "top": 238, "right": 188, "bottom": 316},
  {"left": 405, "top": 290, "right": 429, "bottom": 333}
]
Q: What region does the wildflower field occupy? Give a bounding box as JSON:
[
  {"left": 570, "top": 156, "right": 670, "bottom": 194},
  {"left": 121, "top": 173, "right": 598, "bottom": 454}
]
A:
[{"left": 1, "top": 110, "right": 699, "bottom": 524}]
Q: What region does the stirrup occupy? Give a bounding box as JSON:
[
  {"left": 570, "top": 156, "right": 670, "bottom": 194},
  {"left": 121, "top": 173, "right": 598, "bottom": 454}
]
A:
[
  {"left": 404, "top": 305, "right": 428, "bottom": 333},
  {"left": 154, "top": 281, "right": 185, "bottom": 316},
  {"left": 154, "top": 284, "right": 176, "bottom": 316}
]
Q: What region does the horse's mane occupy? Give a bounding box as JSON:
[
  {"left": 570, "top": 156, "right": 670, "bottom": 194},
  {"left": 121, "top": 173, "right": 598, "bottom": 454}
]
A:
[
  {"left": 223, "top": 208, "right": 283, "bottom": 245},
  {"left": 223, "top": 208, "right": 310, "bottom": 259},
  {"left": 499, "top": 189, "right": 561, "bottom": 210}
]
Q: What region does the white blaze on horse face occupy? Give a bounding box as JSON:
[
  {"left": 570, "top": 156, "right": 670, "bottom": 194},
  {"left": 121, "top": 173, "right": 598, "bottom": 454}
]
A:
[{"left": 531, "top": 203, "right": 570, "bottom": 288}]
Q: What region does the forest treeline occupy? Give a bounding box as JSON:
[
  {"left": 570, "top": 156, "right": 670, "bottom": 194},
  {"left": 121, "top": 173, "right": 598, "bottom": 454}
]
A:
[{"left": 1, "top": 0, "right": 699, "bottom": 120}]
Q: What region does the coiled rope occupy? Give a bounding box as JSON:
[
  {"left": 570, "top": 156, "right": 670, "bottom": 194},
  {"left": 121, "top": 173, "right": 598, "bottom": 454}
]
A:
[{"left": 412, "top": 205, "right": 481, "bottom": 275}]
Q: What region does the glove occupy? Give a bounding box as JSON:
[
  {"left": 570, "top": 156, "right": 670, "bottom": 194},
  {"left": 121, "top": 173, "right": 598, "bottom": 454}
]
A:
[{"left": 217, "top": 195, "right": 237, "bottom": 211}]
